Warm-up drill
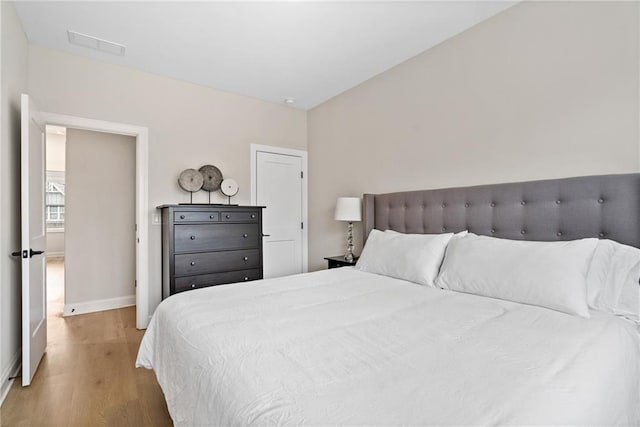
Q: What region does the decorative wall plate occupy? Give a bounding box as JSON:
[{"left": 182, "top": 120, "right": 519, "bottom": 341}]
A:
[
  {"left": 220, "top": 178, "right": 239, "bottom": 197},
  {"left": 178, "top": 169, "right": 204, "bottom": 192},
  {"left": 199, "top": 164, "right": 223, "bottom": 192}
]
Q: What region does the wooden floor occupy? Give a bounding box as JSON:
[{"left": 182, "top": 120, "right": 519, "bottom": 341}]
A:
[{"left": 0, "top": 258, "right": 173, "bottom": 426}]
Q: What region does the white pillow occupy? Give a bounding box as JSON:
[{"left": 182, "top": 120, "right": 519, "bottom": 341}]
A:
[
  {"left": 435, "top": 234, "right": 598, "bottom": 317},
  {"left": 587, "top": 239, "right": 640, "bottom": 322},
  {"left": 356, "top": 229, "right": 453, "bottom": 287}
]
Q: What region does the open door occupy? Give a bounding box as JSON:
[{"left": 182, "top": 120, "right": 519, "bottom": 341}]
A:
[{"left": 20, "top": 94, "right": 47, "bottom": 386}]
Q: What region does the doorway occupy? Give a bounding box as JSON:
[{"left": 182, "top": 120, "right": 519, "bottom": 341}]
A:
[
  {"left": 250, "top": 144, "right": 308, "bottom": 278},
  {"left": 42, "top": 112, "right": 149, "bottom": 329},
  {"left": 44, "top": 125, "right": 137, "bottom": 319}
]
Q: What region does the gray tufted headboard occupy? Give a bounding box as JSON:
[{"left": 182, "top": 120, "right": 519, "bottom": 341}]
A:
[{"left": 363, "top": 174, "right": 640, "bottom": 248}]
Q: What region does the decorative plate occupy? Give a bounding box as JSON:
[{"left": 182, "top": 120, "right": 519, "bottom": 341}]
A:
[
  {"left": 199, "top": 164, "right": 223, "bottom": 192},
  {"left": 178, "top": 169, "right": 204, "bottom": 192},
  {"left": 220, "top": 178, "right": 239, "bottom": 197}
]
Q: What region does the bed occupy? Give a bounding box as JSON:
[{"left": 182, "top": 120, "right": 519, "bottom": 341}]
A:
[{"left": 137, "top": 173, "right": 640, "bottom": 426}]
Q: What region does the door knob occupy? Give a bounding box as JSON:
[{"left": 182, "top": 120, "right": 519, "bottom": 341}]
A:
[
  {"left": 29, "top": 249, "right": 44, "bottom": 258},
  {"left": 12, "top": 249, "right": 45, "bottom": 258}
]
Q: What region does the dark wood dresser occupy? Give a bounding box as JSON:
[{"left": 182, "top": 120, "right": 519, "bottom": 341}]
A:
[{"left": 159, "top": 204, "right": 265, "bottom": 298}]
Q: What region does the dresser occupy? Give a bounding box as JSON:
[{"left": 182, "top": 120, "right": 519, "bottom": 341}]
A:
[{"left": 159, "top": 204, "right": 264, "bottom": 298}]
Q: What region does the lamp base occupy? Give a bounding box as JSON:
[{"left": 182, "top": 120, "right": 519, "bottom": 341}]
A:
[{"left": 344, "top": 221, "right": 355, "bottom": 263}]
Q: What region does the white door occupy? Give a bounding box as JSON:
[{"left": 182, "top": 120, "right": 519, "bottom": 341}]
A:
[
  {"left": 256, "top": 151, "right": 303, "bottom": 278},
  {"left": 20, "top": 94, "right": 47, "bottom": 386}
]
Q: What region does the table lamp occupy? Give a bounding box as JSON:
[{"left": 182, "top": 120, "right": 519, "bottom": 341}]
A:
[{"left": 334, "top": 197, "right": 362, "bottom": 262}]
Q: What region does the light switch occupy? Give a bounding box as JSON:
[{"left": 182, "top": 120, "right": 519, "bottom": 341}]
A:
[{"left": 152, "top": 213, "right": 161, "bottom": 225}]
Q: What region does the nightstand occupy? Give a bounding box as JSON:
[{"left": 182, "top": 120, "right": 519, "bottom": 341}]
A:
[{"left": 324, "top": 255, "right": 359, "bottom": 269}]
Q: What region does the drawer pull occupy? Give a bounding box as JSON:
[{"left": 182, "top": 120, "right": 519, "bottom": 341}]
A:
[
  {"left": 225, "top": 214, "right": 230, "bottom": 219},
  {"left": 243, "top": 256, "right": 249, "bottom": 261},
  {"left": 180, "top": 215, "right": 185, "bottom": 219},
  {"left": 190, "top": 235, "right": 196, "bottom": 240},
  {"left": 190, "top": 283, "right": 196, "bottom": 289},
  {"left": 244, "top": 277, "right": 249, "bottom": 281},
  {"left": 251, "top": 214, "right": 256, "bottom": 219},
  {"left": 209, "top": 215, "right": 215, "bottom": 219},
  {"left": 243, "top": 233, "right": 248, "bottom": 238},
  {"left": 190, "top": 261, "right": 196, "bottom": 266}
]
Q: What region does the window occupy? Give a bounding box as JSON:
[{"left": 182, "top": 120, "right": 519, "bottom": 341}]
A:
[
  {"left": 46, "top": 171, "right": 65, "bottom": 231},
  {"left": 46, "top": 206, "right": 64, "bottom": 221}
]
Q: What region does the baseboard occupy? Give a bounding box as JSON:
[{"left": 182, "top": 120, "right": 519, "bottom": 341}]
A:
[
  {"left": 0, "top": 349, "right": 21, "bottom": 406},
  {"left": 46, "top": 252, "right": 64, "bottom": 258},
  {"left": 63, "top": 295, "right": 135, "bottom": 317}
]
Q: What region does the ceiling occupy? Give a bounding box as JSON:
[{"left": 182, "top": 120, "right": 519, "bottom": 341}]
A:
[{"left": 15, "top": 1, "right": 516, "bottom": 110}]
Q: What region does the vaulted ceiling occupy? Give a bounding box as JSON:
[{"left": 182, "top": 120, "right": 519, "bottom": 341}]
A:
[{"left": 15, "top": 1, "right": 516, "bottom": 109}]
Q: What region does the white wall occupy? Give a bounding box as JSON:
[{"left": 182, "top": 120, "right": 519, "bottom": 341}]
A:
[
  {"left": 0, "top": 0, "right": 28, "bottom": 403},
  {"left": 45, "top": 132, "right": 65, "bottom": 171},
  {"left": 65, "top": 129, "right": 135, "bottom": 310},
  {"left": 28, "top": 46, "right": 308, "bottom": 319},
  {"left": 46, "top": 232, "right": 64, "bottom": 258},
  {"left": 308, "top": 1, "right": 640, "bottom": 271}
]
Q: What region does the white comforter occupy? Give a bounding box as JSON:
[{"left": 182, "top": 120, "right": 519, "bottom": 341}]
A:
[{"left": 136, "top": 268, "right": 640, "bottom": 426}]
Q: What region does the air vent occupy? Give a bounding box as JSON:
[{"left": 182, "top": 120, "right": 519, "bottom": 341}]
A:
[{"left": 67, "top": 30, "right": 125, "bottom": 56}]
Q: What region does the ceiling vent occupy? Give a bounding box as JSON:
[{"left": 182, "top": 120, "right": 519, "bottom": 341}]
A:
[{"left": 67, "top": 30, "right": 125, "bottom": 56}]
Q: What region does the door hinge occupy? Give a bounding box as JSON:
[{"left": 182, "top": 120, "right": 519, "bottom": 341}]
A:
[
  {"left": 301, "top": 222, "right": 304, "bottom": 230},
  {"left": 300, "top": 171, "right": 303, "bottom": 179},
  {"left": 135, "top": 280, "right": 137, "bottom": 288}
]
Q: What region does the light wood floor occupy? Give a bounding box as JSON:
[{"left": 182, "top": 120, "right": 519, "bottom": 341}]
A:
[{"left": 0, "top": 258, "right": 173, "bottom": 426}]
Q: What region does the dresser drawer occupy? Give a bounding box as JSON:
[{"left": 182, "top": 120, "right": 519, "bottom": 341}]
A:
[
  {"left": 174, "top": 269, "right": 262, "bottom": 293},
  {"left": 174, "top": 223, "right": 260, "bottom": 252},
  {"left": 174, "top": 211, "right": 219, "bottom": 222},
  {"left": 174, "top": 249, "right": 261, "bottom": 276},
  {"left": 220, "top": 211, "right": 259, "bottom": 223}
]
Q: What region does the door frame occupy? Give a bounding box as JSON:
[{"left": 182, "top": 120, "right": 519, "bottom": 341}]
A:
[
  {"left": 250, "top": 144, "right": 308, "bottom": 274},
  {"left": 41, "top": 112, "right": 150, "bottom": 329}
]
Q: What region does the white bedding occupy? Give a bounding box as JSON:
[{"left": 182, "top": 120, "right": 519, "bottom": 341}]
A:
[{"left": 136, "top": 268, "right": 640, "bottom": 426}]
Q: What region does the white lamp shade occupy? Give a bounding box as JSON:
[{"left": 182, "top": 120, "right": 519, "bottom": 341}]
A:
[{"left": 334, "top": 197, "right": 362, "bottom": 222}]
